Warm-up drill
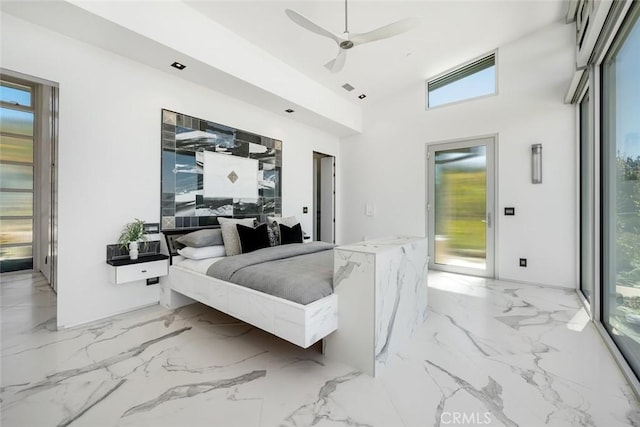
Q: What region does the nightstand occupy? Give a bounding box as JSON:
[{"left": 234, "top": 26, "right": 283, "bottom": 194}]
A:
[{"left": 106, "top": 254, "right": 169, "bottom": 285}]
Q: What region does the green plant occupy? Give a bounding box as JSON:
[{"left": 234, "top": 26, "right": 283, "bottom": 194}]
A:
[{"left": 118, "top": 219, "right": 148, "bottom": 250}]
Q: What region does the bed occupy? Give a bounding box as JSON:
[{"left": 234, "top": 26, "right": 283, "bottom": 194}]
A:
[
  {"left": 160, "top": 228, "right": 428, "bottom": 376},
  {"left": 159, "top": 230, "right": 338, "bottom": 348}
]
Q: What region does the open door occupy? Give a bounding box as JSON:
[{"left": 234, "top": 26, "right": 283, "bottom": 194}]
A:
[
  {"left": 0, "top": 70, "right": 58, "bottom": 291},
  {"left": 313, "top": 152, "right": 335, "bottom": 243}
]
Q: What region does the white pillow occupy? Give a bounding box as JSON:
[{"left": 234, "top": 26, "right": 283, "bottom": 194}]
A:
[
  {"left": 178, "top": 245, "right": 226, "bottom": 260},
  {"left": 218, "top": 217, "right": 256, "bottom": 256},
  {"left": 267, "top": 215, "right": 299, "bottom": 227}
]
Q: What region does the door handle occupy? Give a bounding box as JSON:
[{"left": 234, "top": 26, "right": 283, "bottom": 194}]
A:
[{"left": 487, "top": 212, "right": 492, "bottom": 228}]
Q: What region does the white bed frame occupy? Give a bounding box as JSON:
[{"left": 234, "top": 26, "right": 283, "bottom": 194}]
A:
[
  {"left": 159, "top": 233, "right": 427, "bottom": 375},
  {"left": 159, "top": 262, "right": 338, "bottom": 348}
]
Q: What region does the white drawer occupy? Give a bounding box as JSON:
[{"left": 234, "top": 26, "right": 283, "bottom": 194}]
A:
[{"left": 111, "top": 259, "right": 168, "bottom": 284}]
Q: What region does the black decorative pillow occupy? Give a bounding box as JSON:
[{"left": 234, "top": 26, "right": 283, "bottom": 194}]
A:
[
  {"left": 279, "top": 223, "right": 303, "bottom": 245},
  {"left": 236, "top": 223, "right": 271, "bottom": 254}
]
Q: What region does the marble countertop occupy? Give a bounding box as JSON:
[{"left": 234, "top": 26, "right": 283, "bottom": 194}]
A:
[{"left": 336, "top": 236, "right": 426, "bottom": 254}]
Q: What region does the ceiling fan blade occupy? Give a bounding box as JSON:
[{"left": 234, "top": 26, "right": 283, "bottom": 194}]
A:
[
  {"left": 324, "top": 50, "right": 347, "bottom": 73},
  {"left": 285, "top": 9, "right": 341, "bottom": 44},
  {"left": 350, "top": 18, "right": 419, "bottom": 46}
]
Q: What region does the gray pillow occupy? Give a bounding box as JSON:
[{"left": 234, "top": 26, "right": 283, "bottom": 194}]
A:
[
  {"left": 176, "top": 229, "right": 223, "bottom": 248},
  {"left": 218, "top": 217, "right": 256, "bottom": 256}
]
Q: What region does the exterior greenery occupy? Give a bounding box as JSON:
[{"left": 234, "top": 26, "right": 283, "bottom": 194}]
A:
[
  {"left": 617, "top": 155, "right": 640, "bottom": 288},
  {"left": 435, "top": 169, "right": 486, "bottom": 257}
]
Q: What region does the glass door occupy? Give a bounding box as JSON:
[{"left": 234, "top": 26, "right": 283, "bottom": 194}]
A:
[{"left": 427, "top": 137, "right": 495, "bottom": 277}]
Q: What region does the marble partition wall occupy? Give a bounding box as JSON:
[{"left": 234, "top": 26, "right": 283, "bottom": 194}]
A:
[{"left": 324, "top": 236, "right": 428, "bottom": 377}]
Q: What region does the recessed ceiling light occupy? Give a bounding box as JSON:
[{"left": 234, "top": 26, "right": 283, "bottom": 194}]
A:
[
  {"left": 358, "top": 94, "right": 367, "bottom": 100},
  {"left": 342, "top": 83, "right": 355, "bottom": 92},
  {"left": 171, "top": 62, "right": 186, "bottom": 70},
  {"left": 285, "top": 109, "right": 295, "bottom": 113}
]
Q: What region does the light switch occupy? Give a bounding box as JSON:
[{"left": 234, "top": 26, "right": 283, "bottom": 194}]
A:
[{"left": 365, "top": 203, "right": 375, "bottom": 217}]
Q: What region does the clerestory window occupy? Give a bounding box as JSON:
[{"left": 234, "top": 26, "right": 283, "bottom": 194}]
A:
[{"left": 426, "top": 52, "right": 497, "bottom": 109}]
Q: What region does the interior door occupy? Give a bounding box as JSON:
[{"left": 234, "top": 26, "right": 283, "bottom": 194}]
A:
[
  {"left": 427, "top": 136, "right": 495, "bottom": 277},
  {"left": 320, "top": 156, "right": 335, "bottom": 243}
]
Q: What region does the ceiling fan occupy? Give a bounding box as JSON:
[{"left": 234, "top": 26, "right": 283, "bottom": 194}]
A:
[{"left": 285, "top": 0, "right": 418, "bottom": 73}]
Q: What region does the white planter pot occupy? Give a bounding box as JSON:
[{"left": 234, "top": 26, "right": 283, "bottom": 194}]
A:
[{"left": 128, "top": 241, "right": 139, "bottom": 260}]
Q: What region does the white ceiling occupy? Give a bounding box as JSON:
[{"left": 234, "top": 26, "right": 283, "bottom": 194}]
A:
[
  {"left": 185, "top": 0, "right": 568, "bottom": 104},
  {"left": 1, "top": 0, "right": 568, "bottom": 135}
]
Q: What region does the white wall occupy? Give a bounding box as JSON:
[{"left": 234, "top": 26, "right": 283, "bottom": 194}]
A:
[
  {"left": 1, "top": 13, "right": 340, "bottom": 327},
  {"left": 340, "top": 21, "right": 577, "bottom": 288}
]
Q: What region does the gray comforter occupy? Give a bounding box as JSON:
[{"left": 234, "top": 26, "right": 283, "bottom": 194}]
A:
[{"left": 206, "top": 242, "right": 335, "bottom": 305}]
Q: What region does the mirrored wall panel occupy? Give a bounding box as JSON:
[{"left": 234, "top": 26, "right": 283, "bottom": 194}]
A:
[{"left": 161, "top": 109, "right": 282, "bottom": 231}]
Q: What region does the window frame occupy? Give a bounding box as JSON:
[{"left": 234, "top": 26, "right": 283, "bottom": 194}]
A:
[
  {"left": 578, "top": 85, "right": 594, "bottom": 306},
  {"left": 425, "top": 50, "right": 498, "bottom": 110}
]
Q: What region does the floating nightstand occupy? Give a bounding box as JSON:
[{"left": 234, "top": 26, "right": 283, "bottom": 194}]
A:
[{"left": 106, "top": 241, "right": 168, "bottom": 285}]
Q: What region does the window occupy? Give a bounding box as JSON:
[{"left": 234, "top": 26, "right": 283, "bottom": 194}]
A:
[
  {"left": 0, "top": 79, "right": 34, "bottom": 273},
  {"left": 601, "top": 6, "right": 640, "bottom": 379},
  {"left": 426, "top": 52, "right": 496, "bottom": 109}
]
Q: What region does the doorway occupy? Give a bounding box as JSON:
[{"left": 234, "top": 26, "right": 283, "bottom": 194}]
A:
[
  {"left": 427, "top": 136, "right": 496, "bottom": 277},
  {"left": 0, "top": 70, "right": 58, "bottom": 291},
  {"left": 313, "top": 152, "right": 335, "bottom": 243}
]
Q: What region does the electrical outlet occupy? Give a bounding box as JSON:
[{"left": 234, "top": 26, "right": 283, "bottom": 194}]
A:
[
  {"left": 303, "top": 206, "right": 308, "bottom": 214},
  {"left": 519, "top": 258, "right": 527, "bottom": 267}
]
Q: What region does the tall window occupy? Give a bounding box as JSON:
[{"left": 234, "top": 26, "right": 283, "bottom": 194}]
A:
[
  {"left": 0, "top": 79, "right": 34, "bottom": 273},
  {"left": 426, "top": 52, "right": 496, "bottom": 109},
  {"left": 601, "top": 7, "right": 640, "bottom": 378}
]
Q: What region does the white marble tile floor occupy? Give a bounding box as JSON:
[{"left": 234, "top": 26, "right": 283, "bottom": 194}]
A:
[{"left": 1, "top": 271, "right": 639, "bottom": 426}]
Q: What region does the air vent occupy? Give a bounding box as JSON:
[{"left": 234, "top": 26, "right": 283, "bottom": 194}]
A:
[{"left": 342, "top": 83, "right": 355, "bottom": 92}]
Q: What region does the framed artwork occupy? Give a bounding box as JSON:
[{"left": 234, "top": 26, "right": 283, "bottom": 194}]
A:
[{"left": 160, "top": 109, "right": 282, "bottom": 231}]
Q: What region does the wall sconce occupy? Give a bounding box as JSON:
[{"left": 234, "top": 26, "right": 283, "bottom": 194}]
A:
[{"left": 531, "top": 144, "right": 542, "bottom": 184}]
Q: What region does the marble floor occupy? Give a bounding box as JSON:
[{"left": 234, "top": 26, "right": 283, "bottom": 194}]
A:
[{"left": 1, "top": 271, "right": 639, "bottom": 427}]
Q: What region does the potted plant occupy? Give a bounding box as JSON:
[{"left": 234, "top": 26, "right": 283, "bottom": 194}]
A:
[{"left": 118, "top": 218, "right": 148, "bottom": 260}]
